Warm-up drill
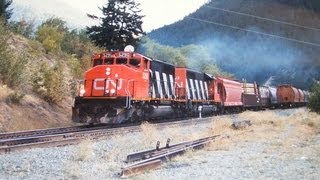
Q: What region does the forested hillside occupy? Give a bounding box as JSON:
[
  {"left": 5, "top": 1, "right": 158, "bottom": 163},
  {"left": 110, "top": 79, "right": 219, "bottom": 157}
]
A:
[{"left": 147, "top": 0, "right": 320, "bottom": 89}]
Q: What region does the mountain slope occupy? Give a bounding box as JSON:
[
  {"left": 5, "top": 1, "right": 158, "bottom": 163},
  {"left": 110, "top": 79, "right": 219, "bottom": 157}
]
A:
[{"left": 147, "top": 0, "right": 320, "bottom": 89}]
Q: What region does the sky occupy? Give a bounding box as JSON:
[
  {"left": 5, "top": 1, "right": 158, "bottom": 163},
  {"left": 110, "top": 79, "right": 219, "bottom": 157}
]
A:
[{"left": 12, "top": 0, "right": 209, "bottom": 32}]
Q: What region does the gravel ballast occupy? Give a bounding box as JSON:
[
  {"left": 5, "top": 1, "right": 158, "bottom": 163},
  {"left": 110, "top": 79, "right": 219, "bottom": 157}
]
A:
[{"left": 0, "top": 108, "right": 319, "bottom": 179}]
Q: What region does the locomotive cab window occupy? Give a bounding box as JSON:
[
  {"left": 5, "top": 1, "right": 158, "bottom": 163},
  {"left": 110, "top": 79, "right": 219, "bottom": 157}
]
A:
[
  {"left": 116, "top": 58, "right": 127, "bottom": 65},
  {"left": 143, "top": 58, "right": 148, "bottom": 69},
  {"left": 93, "top": 59, "right": 103, "bottom": 67},
  {"left": 104, "top": 58, "right": 114, "bottom": 65},
  {"left": 129, "top": 58, "right": 140, "bottom": 68}
]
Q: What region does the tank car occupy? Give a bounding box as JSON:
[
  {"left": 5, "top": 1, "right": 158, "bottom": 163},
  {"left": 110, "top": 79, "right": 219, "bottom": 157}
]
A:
[
  {"left": 297, "top": 89, "right": 305, "bottom": 106},
  {"left": 258, "top": 86, "right": 271, "bottom": 108},
  {"left": 268, "top": 86, "right": 278, "bottom": 108},
  {"left": 276, "top": 84, "right": 300, "bottom": 108}
]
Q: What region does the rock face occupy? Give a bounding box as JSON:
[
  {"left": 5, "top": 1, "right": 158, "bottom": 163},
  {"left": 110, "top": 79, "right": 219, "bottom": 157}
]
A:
[{"left": 231, "top": 120, "right": 252, "bottom": 130}]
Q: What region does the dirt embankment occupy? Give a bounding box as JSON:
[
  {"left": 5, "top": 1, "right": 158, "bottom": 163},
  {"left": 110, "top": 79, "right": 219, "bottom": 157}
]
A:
[
  {"left": 0, "top": 35, "right": 75, "bottom": 132},
  {"left": 0, "top": 84, "right": 73, "bottom": 133}
]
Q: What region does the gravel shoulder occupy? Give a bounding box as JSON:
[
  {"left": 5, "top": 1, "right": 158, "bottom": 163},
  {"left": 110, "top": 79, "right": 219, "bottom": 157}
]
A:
[{"left": 0, "top": 108, "right": 319, "bottom": 179}]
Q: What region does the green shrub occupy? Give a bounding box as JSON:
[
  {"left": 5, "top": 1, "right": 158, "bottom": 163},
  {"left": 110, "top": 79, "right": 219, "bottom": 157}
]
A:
[
  {"left": 308, "top": 82, "right": 320, "bottom": 114},
  {"left": 32, "top": 62, "right": 65, "bottom": 103},
  {"left": 36, "top": 25, "right": 64, "bottom": 53},
  {"left": 68, "top": 55, "right": 82, "bottom": 78},
  {"left": 0, "top": 20, "right": 27, "bottom": 88}
]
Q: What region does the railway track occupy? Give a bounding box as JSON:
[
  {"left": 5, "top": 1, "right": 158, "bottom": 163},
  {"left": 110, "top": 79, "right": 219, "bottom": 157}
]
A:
[
  {"left": 0, "top": 123, "right": 128, "bottom": 140},
  {"left": 0, "top": 116, "right": 216, "bottom": 154},
  {"left": 121, "top": 135, "right": 226, "bottom": 177}
]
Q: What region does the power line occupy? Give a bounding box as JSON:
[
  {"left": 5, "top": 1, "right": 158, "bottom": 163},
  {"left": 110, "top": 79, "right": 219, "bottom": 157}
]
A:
[
  {"left": 205, "top": 5, "right": 320, "bottom": 32},
  {"left": 186, "top": 16, "right": 320, "bottom": 47}
]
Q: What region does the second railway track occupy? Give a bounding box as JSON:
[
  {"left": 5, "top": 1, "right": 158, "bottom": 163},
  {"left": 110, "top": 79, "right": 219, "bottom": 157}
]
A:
[{"left": 0, "top": 116, "right": 216, "bottom": 154}]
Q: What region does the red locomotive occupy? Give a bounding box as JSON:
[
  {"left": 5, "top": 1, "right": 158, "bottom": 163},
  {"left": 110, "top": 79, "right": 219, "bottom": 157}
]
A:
[{"left": 72, "top": 48, "right": 308, "bottom": 124}]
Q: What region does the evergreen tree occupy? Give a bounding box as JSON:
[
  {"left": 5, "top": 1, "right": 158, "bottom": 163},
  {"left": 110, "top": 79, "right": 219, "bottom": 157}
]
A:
[
  {"left": 87, "top": 0, "right": 145, "bottom": 50},
  {"left": 308, "top": 82, "right": 320, "bottom": 114},
  {"left": 0, "top": 0, "right": 12, "bottom": 23}
]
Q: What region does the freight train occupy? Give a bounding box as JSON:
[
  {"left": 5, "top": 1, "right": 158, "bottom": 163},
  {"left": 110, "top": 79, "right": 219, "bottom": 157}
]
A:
[{"left": 72, "top": 48, "right": 308, "bottom": 124}]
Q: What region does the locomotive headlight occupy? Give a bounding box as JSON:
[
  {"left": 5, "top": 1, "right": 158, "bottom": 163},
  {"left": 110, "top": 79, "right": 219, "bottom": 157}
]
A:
[
  {"left": 80, "top": 89, "right": 85, "bottom": 96},
  {"left": 110, "top": 89, "right": 116, "bottom": 94},
  {"left": 106, "top": 67, "right": 111, "bottom": 76}
]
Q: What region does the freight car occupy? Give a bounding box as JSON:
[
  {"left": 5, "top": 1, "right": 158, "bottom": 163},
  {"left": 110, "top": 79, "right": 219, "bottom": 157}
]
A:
[
  {"left": 72, "top": 48, "right": 308, "bottom": 124},
  {"left": 258, "top": 86, "right": 270, "bottom": 108},
  {"left": 268, "top": 86, "right": 278, "bottom": 108},
  {"left": 277, "top": 84, "right": 306, "bottom": 107},
  {"left": 215, "top": 77, "right": 243, "bottom": 113},
  {"left": 242, "top": 81, "right": 260, "bottom": 109}
]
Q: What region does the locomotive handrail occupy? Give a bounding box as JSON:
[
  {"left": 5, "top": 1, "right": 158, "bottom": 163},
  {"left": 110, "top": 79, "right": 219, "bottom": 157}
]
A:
[{"left": 125, "top": 79, "right": 135, "bottom": 108}]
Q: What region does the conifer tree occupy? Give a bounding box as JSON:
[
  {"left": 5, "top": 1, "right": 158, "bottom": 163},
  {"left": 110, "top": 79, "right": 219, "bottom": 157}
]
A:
[
  {"left": 0, "top": 0, "right": 12, "bottom": 23},
  {"left": 87, "top": 0, "right": 145, "bottom": 50}
]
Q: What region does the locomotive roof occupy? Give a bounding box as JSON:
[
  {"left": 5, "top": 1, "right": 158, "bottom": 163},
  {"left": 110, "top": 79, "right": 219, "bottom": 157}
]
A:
[{"left": 151, "top": 58, "right": 176, "bottom": 66}]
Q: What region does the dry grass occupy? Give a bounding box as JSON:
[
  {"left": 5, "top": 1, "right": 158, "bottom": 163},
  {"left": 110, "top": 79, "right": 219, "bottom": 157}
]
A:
[
  {"left": 0, "top": 84, "right": 10, "bottom": 101},
  {"left": 239, "top": 110, "right": 285, "bottom": 127},
  {"left": 160, "top": 108, "right": 320, "bottom": 174}
]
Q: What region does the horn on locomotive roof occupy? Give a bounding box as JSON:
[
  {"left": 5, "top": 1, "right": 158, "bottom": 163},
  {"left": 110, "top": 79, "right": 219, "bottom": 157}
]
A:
[{"left": 124, "top": 45, "right": 134, "bottom": 52}]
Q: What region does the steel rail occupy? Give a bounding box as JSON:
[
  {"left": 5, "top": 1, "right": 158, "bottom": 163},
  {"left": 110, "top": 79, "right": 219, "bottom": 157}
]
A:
[
  {"left": 0, "top": 116, "right": 218, "bottom": 154},
  {"left": 121, "top": 135, "right": 224, "bottom": 177}
]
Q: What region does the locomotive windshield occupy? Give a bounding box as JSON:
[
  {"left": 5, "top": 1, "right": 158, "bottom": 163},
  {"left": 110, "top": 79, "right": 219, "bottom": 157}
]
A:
[
  {"left": 116, "top": 58, "right": 127, "bottom": 64},
  {"left": 93, "top": 59, "right": 103, "bottom": 66},
  {"left": 104, "top": 58, "right": 114, "bottom": 64},
  {"left": 129, "top": 58, "right": 140, "bottom": 68}
]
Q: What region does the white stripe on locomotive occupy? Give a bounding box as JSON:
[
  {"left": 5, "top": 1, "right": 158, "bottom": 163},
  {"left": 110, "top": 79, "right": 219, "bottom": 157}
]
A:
[
  {"left": 162, "top": 73, "right": 170, "bottom": 98},
  {"left": 186, "top": 79, "right": 190, "bottom": 99},
  {"left": 155, "top": 71, "right": 163, "bottom": 98},
  {"left": 200, "top": 80, "right": 206, "bottom": 100},
  {"left": 169, "top": 74, "right": 174, "bottom": 98},
  {"left": 204, "top": 82, "right": 209, "bottom": 99},
  {"left": 195, "top": 80, "right": 201, "bottom": 100},
  {"left": 189, "top": 79, "right": 195, "bottom": 100}
]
